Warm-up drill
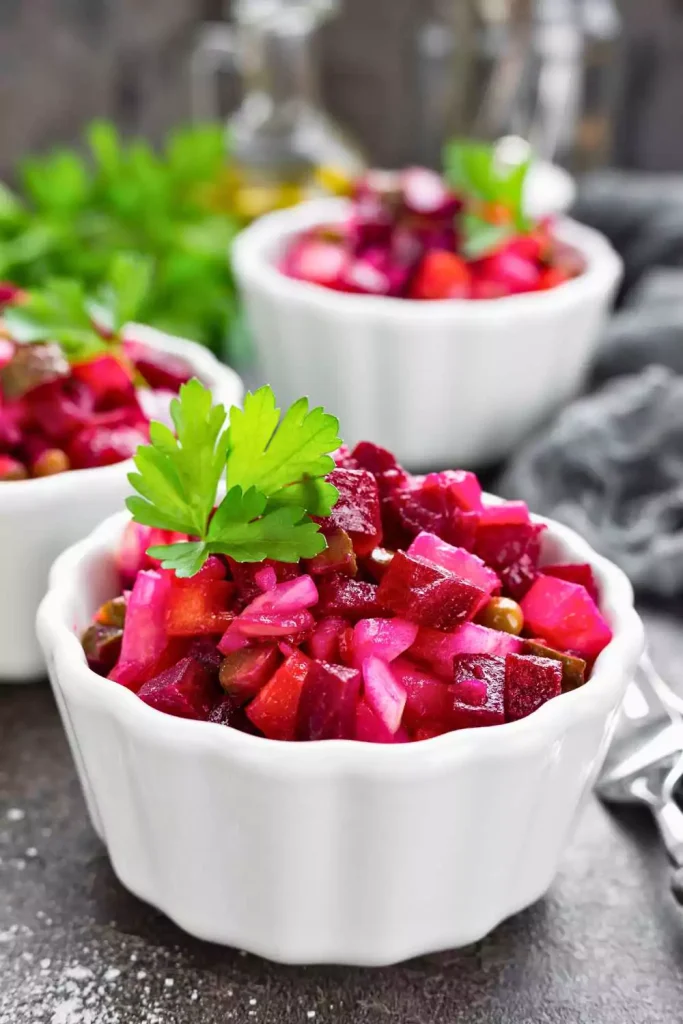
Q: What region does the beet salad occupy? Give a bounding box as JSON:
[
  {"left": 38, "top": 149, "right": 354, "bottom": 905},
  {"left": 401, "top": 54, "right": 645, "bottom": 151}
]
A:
[
  {"left": 0, "top": 260, "right": 194, "bottom": 481},
  {"left": 82, "top": 381, "right": 613, "bottom": 744}
]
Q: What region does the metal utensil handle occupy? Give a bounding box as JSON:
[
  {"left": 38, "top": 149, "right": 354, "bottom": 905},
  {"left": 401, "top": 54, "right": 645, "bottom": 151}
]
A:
[{"left": 189, "top": 23, "right": 238, "bottom": 123}]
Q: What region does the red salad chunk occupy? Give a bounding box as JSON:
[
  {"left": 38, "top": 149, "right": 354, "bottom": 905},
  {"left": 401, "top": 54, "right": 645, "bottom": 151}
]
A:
[
  {"left": 0, "top": 287, "right": 194, "bottom": 481},
  {"left": 279, "top": 161, "right": 585, "bottom": 301},
  {"left": 84, "top": 435, "right": 614, "bottom": 743}
]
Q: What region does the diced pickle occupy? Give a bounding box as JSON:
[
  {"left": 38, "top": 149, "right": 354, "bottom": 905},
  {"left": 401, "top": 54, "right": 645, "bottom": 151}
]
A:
[
  {"left": 524, "top": 639, "right": 586, "bottom": 692},
  {"left": 81, "top": 623, "right": 123, "bottom": 674}
]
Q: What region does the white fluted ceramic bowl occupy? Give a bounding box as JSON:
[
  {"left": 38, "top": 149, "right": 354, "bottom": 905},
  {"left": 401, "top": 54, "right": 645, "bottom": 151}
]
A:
[
  {"left": 0, "top": 326, "right": 243, "bottom": 682},
  {"left": 37, "top": 503, "right": 643, "bottom": 965},
  {"left": 232, "top": 198, "right": 622, "bottom": 468}
]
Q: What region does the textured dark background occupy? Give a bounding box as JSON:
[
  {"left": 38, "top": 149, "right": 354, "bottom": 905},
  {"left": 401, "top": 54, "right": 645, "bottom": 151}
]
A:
[
  {"left": 1, "top": 604, "right": 683, "bottom": 1023},
  {"left": 2, "top": 0, "right": 683, "bottom": 175}
]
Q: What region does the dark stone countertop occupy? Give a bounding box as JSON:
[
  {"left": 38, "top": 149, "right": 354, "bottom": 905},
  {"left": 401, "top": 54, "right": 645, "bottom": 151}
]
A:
[{"left": 2, "top": 606, "right": 683, "bottom": 1024}]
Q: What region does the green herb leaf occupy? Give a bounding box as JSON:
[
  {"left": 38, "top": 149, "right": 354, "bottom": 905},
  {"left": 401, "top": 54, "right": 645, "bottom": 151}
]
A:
[
  {"left": 126, "top": 378, "right": 230, "bottom": 540},
  {"left": 3, "top": 278, "right": 105, "bottom": 359},
  {"left": 443, "top": 138, "right": 532, "bottom": 232},
  {"left": 461, "top": 214, "right": 516, "bottom": 259},
  {"left": 147, "top": 541, "right": 210, "bottom": 578},
  {"left": 126, "top": 381, "right": 338, "bottom": 576},
  {"left": 226, "top": 387, "right": 341, "bottom": 501},
  {"left": 88, "top": 252, "right": 154, "bottom": 334}
]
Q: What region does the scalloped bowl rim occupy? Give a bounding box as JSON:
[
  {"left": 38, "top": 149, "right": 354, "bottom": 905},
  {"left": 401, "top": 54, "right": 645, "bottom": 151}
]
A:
[
  {"left": 0, "top": 325, "right": 244, "bottom": 510},
  {"left": 231, "top": 197, "right": 623, "bottom": 322},
  {"left": 38, "top": 500, "right": 644, "bottom": 778}
]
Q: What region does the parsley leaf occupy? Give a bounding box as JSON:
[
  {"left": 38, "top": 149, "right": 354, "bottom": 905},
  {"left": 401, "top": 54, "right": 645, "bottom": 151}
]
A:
[
  {"left": 126, "top": 381, "right": 338, "bottom": 576},
  {"left": 126, "top": 378, "right": 230, "bottom": 538},
  {"left": 4, "top": 252, "right": 154, "bottom": 362},
  {"left": 226, "top": 387, "right": 341, "bottom": 513},
  {"left": 3, "top": 279, "right": 105, "bottom": 360},
  {"left": 443, "top": 137, "right": 532, "bottom": 237},
  {"left": 460, "top": 214, "right": 516, "bottom": 260}
]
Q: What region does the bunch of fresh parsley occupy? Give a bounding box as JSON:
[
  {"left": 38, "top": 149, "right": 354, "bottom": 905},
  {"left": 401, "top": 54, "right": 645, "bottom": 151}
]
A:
[
  {"left": 127, "top": 381, "right": 342, "bottom": 576},
  {"left": 443, "top": 139, "right": 533, "bottom": 259},
  {"left": 0, "top": 121, "right": 242, "bottom": 359},
  {"left": 3, "top": 252, "right": 153, "bottom": 363}
]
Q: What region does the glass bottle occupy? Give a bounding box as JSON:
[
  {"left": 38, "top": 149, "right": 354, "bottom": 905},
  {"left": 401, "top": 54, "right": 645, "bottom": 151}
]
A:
[{"left": 190, "top": 0, "right": 365, "bottom": 220}]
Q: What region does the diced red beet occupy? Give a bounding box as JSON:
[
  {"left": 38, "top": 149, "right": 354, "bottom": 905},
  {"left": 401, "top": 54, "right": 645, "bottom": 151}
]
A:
[
  {"left": 408, "top": 532, "right": 499, "bottom": 607},
  {"left": 410, "top": 622, "right": 523, "bottom": 680},
  {"left": 521, "top": 576, "right": 613, "bottom": 661},
  {"left": 208, "top": 697, "right": 259, "bottom": 733},
  {"left": 254, "top": 565, "right": 277, "bottom": 591},
  {"left": 317, "top": 574, "right": 386, "bottom": 619},
  {"left": 246, "top": 651, "right": 311, "bottom": 740},
  {"left": 186, "top": 637, "right": 223, "bottom": 672},
  {"left": 352, "top": 617, "right": 417, "bottom": 667},
  {"left": 166, "top": 578, "right": 235, "bottom": 636},
  {"left": 477, "top": 501, "right": 530, "bottom": 527},
  {"left": 219, "top": 646, "right": 281, "bottom": 704},
  {"left": 411, "top": 724, "right": 450, "bottom": 741},
  {"left": 137, "top": 657, "right": 216, "bottom": 719},
  {"left": 401, "top": 167, "right": 460, "bottom": 218},
  {"left": 194, "top": 555, "right": 228, "bottom": 582},
  {"left": 227, "top": 558, "right": 301, "bottom": 605},
  {"left": 28, "top": 379, "right": 93, "bottom": 442},
  {"left": 280, "top": 237, "right": 347, "bottom": 289},
  {"left": 305, "top": 527, "right": 357, "bottom": 577},
  {"left": 362, "top": 655, "right": 407, "bottom": 734},
  {"left": 392, "top": 656, "right": 449, "bottom": 731},
  {"left": 295, "top": 660, "right": 361, "bottom": 741},
  {"left": 122, "top": 340, "right": 193, "bottom": 392},
  {"left": 448, "top": 654, "right": 505, "bottom": 728},
  {"left": 451, "top": 678, "right": 487, "bottom": 707},
  {"left": 71, "top": 355, "right": 135, "bottom": 407},
  {"left": 504, "top": 653, "right": 563, "bottom": 722},
  {"left": 541, "top": 563, "right": 599, "bottom": 604},
  {"left": 350, "top": 440, "right": 398, "bottom": 474},
  {"left": 110, "top": 569, "right": 172, "bottom": 690},
  {"left": 427, "top": 470, "right": 482, "bottom": 512},
  {"left": 355, "top": 700, "right": 409, "bottom": 743},
  {"left": 524, "top": 639, "right": 586, "bottom": 692},
  {"left": 0, "top": 453, "right": 27, "bottom": 480},
  {"left": 308, "top": 615, "right": 348, "bottom": 662},
  {"left": 377, "top": 551, "right": 485, "bottom": 630},
  {"left": 325, "top": 468, "right": 382, "bottom": 556},
  {"left": 68, "top": 423, "right": 147, "bottom": 469},
  {"left": 332, "top": 444, "right": 358, "bottom": 469},
  {"left": 474, "top": 520, "right": 544, "bottom": 600}
]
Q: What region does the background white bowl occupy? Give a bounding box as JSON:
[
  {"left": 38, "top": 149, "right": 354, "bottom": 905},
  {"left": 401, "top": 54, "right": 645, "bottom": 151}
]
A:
[
  {"left": 0, "top": 327, "right": 243, "bottom": 682},
  {"left": 37, "top": 506, "right": 644, "bottom": 966},
  {"left": 232, "top": 198, "right": 622, "bottom": 468}
]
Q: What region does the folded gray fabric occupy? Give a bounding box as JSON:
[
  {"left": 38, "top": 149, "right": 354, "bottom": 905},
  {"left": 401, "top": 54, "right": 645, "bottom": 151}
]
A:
[
  {"left": 574, "top": 171, "right": 683, "bottom": 294},
  {"left": 501, "top": 366, "right": 683, "bottom": 597}
]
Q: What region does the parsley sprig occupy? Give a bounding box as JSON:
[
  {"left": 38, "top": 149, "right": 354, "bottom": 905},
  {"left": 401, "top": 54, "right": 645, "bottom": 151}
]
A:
[
  {"left": 443, "top": 138, "right": 533, "bottom": 258},
  {"left": 3, "top": 252, "right": 152, "bottom": 363},
  {"left": 126, "top": 380, "right": 341, "bottom": 577}
]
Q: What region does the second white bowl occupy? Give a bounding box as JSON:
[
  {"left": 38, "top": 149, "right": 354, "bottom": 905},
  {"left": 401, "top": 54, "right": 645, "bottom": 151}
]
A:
[
  {"left": 0, "top": 327, "right": 243, "bottom": 682},
  {"left": 232, "top": 198, "right": 622, "bottom": 468}
]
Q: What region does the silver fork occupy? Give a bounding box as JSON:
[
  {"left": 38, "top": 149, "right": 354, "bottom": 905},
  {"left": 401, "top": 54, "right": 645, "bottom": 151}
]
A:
[{"left": 596, "top": 653, "right": 683, "bottom": 903}]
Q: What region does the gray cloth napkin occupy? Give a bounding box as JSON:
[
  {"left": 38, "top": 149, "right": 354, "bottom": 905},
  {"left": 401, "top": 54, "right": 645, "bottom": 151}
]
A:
[{"left": 501, "top": 366, "right": 683, "bottom": 597}]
